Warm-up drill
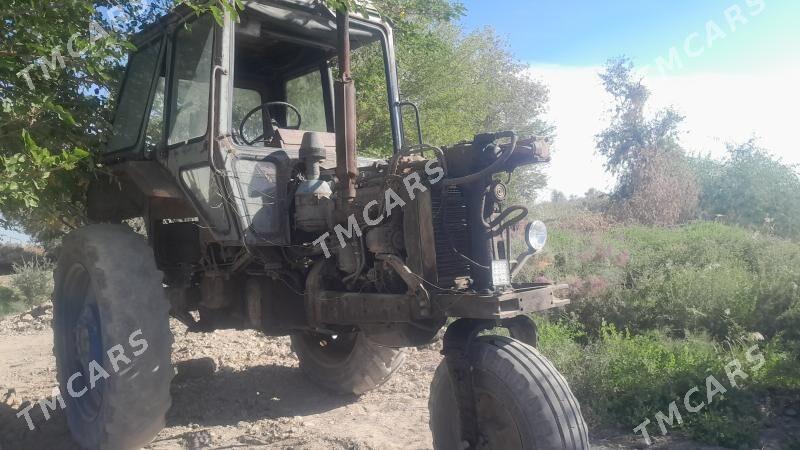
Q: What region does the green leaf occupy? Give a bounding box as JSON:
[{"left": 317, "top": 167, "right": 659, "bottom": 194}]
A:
[
  {"left": 209, "top": 5, "right": 224, "bottom": 26},
  {"left": 21, "top": 129, "right": 38, "bottom": 152},
  {"left": 47, "top": 103, "right": 77, "bottom": 126},
  {"left": 71, "top": 148, "right": 91, "bottom": 159}
]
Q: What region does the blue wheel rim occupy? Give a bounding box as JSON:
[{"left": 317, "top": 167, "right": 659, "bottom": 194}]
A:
[{"left": 62, "top": 264, "right": 105, "bottom": 422}]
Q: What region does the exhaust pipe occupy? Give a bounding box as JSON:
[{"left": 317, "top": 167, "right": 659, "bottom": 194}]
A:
[{"left": 335, "top": 9, "right": 358, "bottom": 215}]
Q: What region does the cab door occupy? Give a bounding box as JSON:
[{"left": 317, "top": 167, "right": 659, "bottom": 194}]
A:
[{"left": 159, "top": 14, "right": 238, "bottom": 241}]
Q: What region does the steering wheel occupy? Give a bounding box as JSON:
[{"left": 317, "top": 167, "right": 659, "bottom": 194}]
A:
[{"left": 239, "top": 101, "right": 302, "bottom": 145}]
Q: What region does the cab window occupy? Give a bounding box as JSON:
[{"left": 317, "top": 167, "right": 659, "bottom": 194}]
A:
[
  {"left": 232, "top": 88, "right": 263, "bottom": 144},
  {"left": 168, "top": 16, "right": 214, "bottom": 146},
  {"left": 107, "top": 42, "right": 161, "bottom": 153},
  {"left": 286, "top": 70, "right": 327, "bottom": 132},
  {"left": 144, "top": 68, "right": 166, "bottom": 153}
]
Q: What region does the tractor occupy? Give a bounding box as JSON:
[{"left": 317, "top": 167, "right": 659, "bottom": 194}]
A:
[{"left": 53, "top": 1, "right": 589, "bottom": 448}]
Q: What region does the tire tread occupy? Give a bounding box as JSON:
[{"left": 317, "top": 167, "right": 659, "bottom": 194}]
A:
[
  {"left": 54, "top": 225, "right": 173, "bottom": 450},
  {"left": 429, "top": 334, "right": 589, "bottom": 450}
]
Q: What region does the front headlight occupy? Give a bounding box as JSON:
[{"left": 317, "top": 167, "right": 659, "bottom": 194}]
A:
[{"left": 525, "top": 220, "right": 547, "bottom": 252}]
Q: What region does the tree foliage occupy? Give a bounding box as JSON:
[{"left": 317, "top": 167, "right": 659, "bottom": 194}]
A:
[
  {"left": 3, "top": 0, "right": 122, "bottom": 239},
  {"left": 691, "top": 141, "right": 800, "bottom": 238},
  {"left": 358, "top": 0, "right": 550, "bottom": 206},
  {"left": 596, "top": 57, "right": 684, "bottom": 175},
  {"left": 1, "top": 0, "right": 243, "bottom": 242},
  {"left": 351, "top": 0, "right": 548, "bottom": 155},
  {"left": 596, "top": 57, "right": 699, "bottom": 225}
]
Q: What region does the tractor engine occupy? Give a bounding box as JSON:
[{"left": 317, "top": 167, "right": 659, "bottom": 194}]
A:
[{"left": 287, "top": 128, "right": 551, "bottom": 344}]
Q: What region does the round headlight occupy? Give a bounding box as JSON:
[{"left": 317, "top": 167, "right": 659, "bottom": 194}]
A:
[{"left": 525, "top": 220, "right": 547, "bottom": 252}]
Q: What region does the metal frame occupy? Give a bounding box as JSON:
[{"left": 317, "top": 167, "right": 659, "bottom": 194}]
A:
[{"left": 433, "top": 283, "right": 570, "bottom": 319}]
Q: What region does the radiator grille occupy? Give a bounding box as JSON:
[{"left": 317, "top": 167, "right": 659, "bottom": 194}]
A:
[{"left": 431, "top": 186, "right": 472, "bottom": 288}]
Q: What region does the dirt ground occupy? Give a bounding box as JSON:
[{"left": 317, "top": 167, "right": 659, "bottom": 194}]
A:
[{"left": 0, "top": 305, "right": 759, "bottom": 450}]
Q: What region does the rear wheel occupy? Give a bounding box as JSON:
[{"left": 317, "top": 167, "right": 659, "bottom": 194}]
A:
[
  {"left": 291, "top": 330, "right": 406, "bottom": 395},
  {"left": 429, "top": 335, "right": 589, "bottom": 450},
  {"left": 53, "top": 225, "right": 173, "bottom": 450}
]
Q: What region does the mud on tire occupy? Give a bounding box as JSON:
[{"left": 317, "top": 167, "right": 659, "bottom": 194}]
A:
[
  {"left": 291, "top": 331, "right": 406, "bottom": 395},
  {"left": 53, "top": 225, "right": 173, "bottom": 450},
  {"left": 429, "top": 335, "right": 589, "bottom": 450}
]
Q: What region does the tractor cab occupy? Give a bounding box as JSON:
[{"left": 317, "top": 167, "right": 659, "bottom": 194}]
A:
[{"left": 98, "top": 1, "right": 400, "bottom": 243}]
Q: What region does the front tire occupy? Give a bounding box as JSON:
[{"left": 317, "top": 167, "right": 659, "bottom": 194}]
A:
[
  {"left": 53, "top": 225, "right": 173, "bottom": 449},
  {"left": 429, "top": 335, "right": 589, "bottom": 449},
  {"left": 291, "top": 331, "right": 406, "bottom": 395}
]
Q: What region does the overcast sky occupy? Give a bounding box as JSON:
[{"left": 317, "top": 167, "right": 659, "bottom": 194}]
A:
[{"left": 460, "top": 0, "right": 800, "bottom": 196}]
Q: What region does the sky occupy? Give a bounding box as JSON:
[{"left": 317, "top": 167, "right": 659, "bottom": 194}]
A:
[
  {"left": 0, "top": 227, "right": 32, "bottom": 246},
  {"left": 459, "top": 0, "right": 800, "bottom": 197}
]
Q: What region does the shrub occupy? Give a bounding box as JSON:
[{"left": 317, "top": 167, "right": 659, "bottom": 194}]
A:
[
  {"left": 10, "top": 259, "right": 54, "bottom": 306},
  {"left": 0, "top": 285, "right": 24, "bottom": 317},
  {"left": 537, "top": 319, "right": 798, "bottom": 448},
  {"left": 533, "top": 219, "right": 800, "bottom": 343},
  {"left": 612, "top": 148, "right": 700, "bottom": 226},
  {"left": 523, "top": 207, "right": 800, "bottom": 447},
  {"left": 0, "top": 244, "right": 45, "bottom": 275},
  {"left": 534, "top": 315, "right": 587, "bottom": 374}
]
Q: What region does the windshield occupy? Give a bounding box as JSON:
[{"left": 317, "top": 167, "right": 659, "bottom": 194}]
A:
[{"left": 230, "top": 6, "right": 400, "bottom": 154}]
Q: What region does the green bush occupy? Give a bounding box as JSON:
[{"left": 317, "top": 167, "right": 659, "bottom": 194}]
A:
[
  {"left": 535, "top": 316, "right": 587, "bottom": 376},
  {"left": 536, "top": 319, "right": 798, "bottom": 448},
  {"left": 531, "top": 220, "right": 800, "bottom": 343},
  {"left": 10, "top": 259, "right": 54, "bottom": 306},
  {"left": 523, "top": 210, "right": 800, "bottom": 446},
  {"left": 0, "top": 285, "right": 25, "bottom": 317}
]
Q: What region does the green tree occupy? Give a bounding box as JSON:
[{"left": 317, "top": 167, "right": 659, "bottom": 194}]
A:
[
  {"left": 351, "top": 0, "right": 549, "bottom": 155},
  {"left": 1, "top": 0, "right": 132, "bottom": 240},
  {"left": 691, "top": 140, "right": 800, "bottom": 238},
  {"left": 0, "top": 0, "right": 239, "bottom": 243},
  {"left": 596, "top": 57, "right": 684, "bottom": 175},
  {"left": 358, "top": 0, "right": 551, "bottom": 205},
  {"left": 596, "top": 57, "right": 698, "bottom": 225}
]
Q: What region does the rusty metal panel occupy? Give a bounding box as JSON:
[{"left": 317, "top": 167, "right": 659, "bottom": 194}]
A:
[
  {"left": 403, "top": 189, "right": 438, "bottom": 286},
  {"left": 317, "top": 291, "right": 415, "bottom": 324},
  {"left": 113, "top": 161, "right": 186, "bottom": 199},
  {"left": 432, "top": 284, "right": 570, "bottom": 319}
]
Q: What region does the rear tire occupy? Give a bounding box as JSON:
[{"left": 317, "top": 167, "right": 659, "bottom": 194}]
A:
[
  {"left": 429, "top": 335, "right": 589, "bottom": 450},
  {"left": 291, "top": 331, "right": 406, "bottom": 395},
  {"left": 53, "top": 225, "right": 173, "bottom": 450}
]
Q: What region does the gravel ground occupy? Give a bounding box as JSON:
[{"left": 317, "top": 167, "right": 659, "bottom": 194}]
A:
[{"left": 0, "top": 304, "right": 786, "bottom": 450}]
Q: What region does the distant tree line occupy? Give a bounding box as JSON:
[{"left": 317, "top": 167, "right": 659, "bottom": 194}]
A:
[{"left": 593, "top": 57, "right": 800, "bottom": 239}]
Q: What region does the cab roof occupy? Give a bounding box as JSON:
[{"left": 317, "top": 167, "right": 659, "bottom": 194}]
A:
[{"left": 131, "top": 0, "right": 387, "bottom": 47}]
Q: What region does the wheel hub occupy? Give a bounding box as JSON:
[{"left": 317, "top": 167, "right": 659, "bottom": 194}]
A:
[{"left": 75, "top": 303, "right": 103, "bottom": 374}]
